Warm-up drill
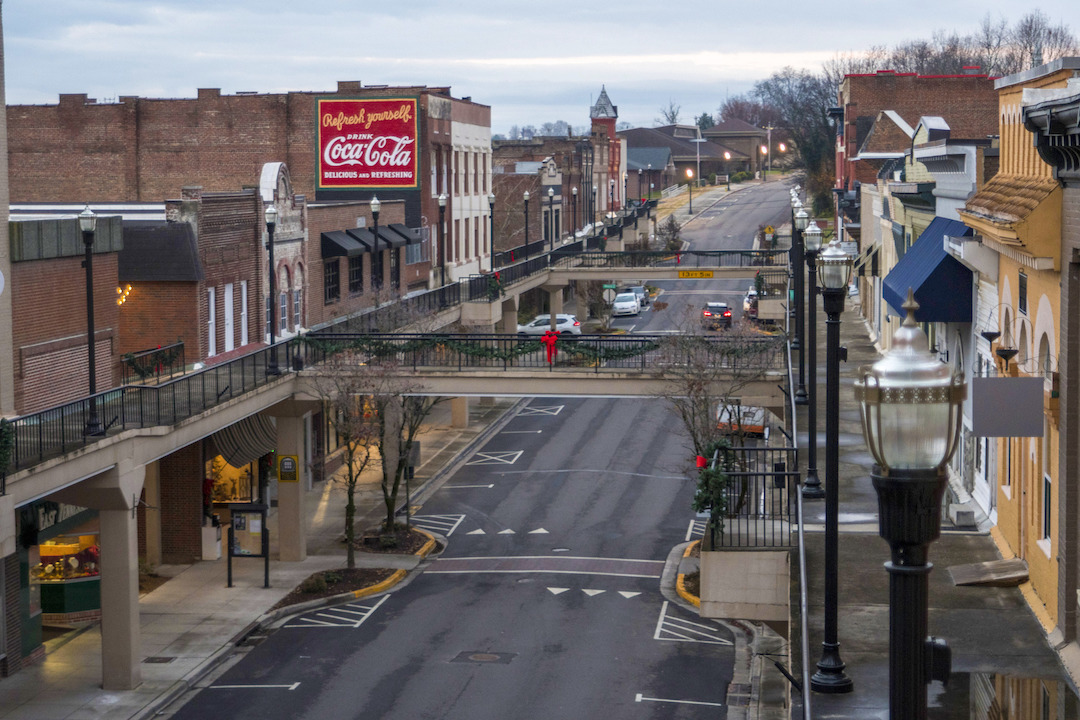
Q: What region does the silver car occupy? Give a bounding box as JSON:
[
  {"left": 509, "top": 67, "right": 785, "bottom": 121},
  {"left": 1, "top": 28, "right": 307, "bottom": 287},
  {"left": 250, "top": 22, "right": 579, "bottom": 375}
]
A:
[
  {"left": 612, "top": 292, "right": 641, "bottom": 317},
  {"left": 517, "top": 314, "right": 582, "bottom": 335}
]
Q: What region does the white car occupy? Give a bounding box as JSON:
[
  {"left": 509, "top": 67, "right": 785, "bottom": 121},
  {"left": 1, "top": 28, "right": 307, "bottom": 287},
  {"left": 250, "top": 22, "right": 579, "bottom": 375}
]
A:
[
  {"left": 611, "top": 292, "right": 641, "bottom": 317},
  {"left": 517, "top": 314, "right": 582, "bottom": 335}
]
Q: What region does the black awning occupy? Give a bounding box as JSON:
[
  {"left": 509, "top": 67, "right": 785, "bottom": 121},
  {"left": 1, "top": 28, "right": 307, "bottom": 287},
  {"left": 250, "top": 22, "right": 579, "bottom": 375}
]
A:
[
  {"left": 389, "top": 223, "right": 421, "bottom": 244},
  {"left": 321, "top": 230, "right": 366, "bottom": 259},
  {"left": 345, "top": 228, "right": 377, "bottom": 252},
  {"left": 375, "top": 226, "right": 408, "bottom": 248}
]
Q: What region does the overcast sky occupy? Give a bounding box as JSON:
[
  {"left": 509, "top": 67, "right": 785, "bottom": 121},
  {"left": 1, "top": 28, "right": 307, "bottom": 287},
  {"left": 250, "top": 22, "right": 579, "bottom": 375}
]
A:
[{"left": 4, "top": 2, "right": 1077, "bottom": 134}]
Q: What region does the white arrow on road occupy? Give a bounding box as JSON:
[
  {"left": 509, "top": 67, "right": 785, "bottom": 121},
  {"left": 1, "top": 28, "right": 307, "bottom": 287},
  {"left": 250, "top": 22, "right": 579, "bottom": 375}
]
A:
[
  {"left": 583, "top": 589, "right": 605, "bottom": 596},
  {"left": 548, "top": 587, "right": 570, "bottom": 595},
  {"left": 528, "top": 528, "right": 549, "bottom": 534},
  {"left": 618, "top": 591, "right": 641, "bottom": 599}
]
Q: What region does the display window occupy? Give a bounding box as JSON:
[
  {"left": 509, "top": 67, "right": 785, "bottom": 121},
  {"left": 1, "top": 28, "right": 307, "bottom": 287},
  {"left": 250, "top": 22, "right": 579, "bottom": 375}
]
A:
[
  {"left": 33, "top": 534, "right": 100, "bottom": 581},
  {"left": 205, "top": 455, "right": 257, "bottom": 504}
]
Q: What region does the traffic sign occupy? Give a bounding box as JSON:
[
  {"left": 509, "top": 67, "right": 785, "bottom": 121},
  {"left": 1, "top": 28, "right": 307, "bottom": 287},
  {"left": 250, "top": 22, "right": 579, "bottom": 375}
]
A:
[
  {"left": 764, "top": 225, "right": 775, "bottom": 235},
  {"left": 602, "top": 288, "right": 616, "bottom": 302},
  {"left": 678, "top": 270, "right": 714, "bottom": 279},
  {"left": 602, "top": 283, "right": 617, "bottom": 289}
]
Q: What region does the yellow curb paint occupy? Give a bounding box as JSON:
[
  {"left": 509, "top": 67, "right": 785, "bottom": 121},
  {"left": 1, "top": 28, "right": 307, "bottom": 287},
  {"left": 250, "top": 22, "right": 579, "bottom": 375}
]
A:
[
  {"left": 683, "top": 540, "right": 700, "bottom": 558},
  {"left": 677, "top": 540, "right": 701, "bottom": 607},
  {"left": 1019, "top": 582, "right": 1056, "bottom": 634},
  {"left": 989, "top": 526, "right": 1016, "bottom": 560},
  {"left": 415, "top": 530, "right": 437, "bottom": 559},
  {"left": 351, "top": 569, "right": 406, "bottom": 600}
]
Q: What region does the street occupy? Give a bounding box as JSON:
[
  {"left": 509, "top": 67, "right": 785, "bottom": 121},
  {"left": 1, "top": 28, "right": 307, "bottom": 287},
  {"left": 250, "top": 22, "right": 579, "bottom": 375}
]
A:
[{"left": 167, "top": 181, "right": 795, "bottom": 719}]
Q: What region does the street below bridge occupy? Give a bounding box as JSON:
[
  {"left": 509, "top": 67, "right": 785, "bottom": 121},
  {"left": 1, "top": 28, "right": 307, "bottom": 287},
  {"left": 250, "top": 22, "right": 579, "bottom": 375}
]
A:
[{"left": 166, "top": 180, "right": 796, "bottom": 719}]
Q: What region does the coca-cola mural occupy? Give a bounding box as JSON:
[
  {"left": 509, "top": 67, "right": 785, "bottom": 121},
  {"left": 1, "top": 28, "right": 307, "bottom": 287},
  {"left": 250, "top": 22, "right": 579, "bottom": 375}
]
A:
[{"left": 317, "top": 97, "right": 419, "bottom": 191}]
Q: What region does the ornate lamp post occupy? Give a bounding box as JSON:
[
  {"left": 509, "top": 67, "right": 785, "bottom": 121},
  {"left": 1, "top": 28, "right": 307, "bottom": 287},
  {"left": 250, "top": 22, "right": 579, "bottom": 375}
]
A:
[
  {"left": 572, "top": 186, "right": 578, "bottom": 235},
  {"left": 686, "top": 168, "right": 694, "bottom": 214},
  {"left": 810, "top": 239, "right": 855, "bottom": 694},
  {"left": 438, "top": 194, "right": 447, "bottom": 286},
  {"left": 548, "top": 187, "right": 555, "bottom": 252},
  {"left": 487, "top": 192, "right": 495, "bottom": 273},
  {"left": 724, "top": 151, "right": 732, "bottom": 190},
  {"left": 647, "top": 163, "right": 653, "bottom": 200},
  {"left": 793, "top": 202, "right": 809, "bottom": 404},
  {"left": 637, "top": 169, "right": 643, "bottom": 201},
  {"left": 371, "top": 196, "right": 382, "bottom": 292},
  {"left": 592, "top": 186, "right": 597, "bottom": 238},
  {"left": 264, "top": 203, "right": 281, "bottom": 376},
  {"left": 523, "top": 190, "right": 531, "bottom": 260},
  {"left": 855, "top": 288, "right": 963, "bottom": 720},
  {"left": 802, "top": 219, "right": 825, "bottom": 500},
  {"left": 79, "top": 205, "right": 103, "bottom": 435}
]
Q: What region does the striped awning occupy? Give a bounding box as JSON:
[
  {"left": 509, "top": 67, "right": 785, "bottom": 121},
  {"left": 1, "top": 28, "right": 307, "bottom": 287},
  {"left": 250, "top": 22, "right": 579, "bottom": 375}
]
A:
[{"left": 213, "top": 414, "right": 277, "bottom": 469}]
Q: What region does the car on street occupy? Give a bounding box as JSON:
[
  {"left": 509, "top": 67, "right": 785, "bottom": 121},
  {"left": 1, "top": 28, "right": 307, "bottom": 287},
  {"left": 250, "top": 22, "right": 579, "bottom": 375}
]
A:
[
  {"left": 620, "top": 285, "right": 649, "bottom": 307},
  {"left": 717, "top": 405, "right": 767, "bottom": 437},
  {"left": 517, "top": 314, "right": 582, "bottom": 335},
  {"left": 743, "top": 287, "right": 759, "bottom": 320},
  {"left": 612, "top": 292, "right": 641, "bottom": 317},
  {"left": 701, "top": 301, "right": 732, "bottom": 330}
]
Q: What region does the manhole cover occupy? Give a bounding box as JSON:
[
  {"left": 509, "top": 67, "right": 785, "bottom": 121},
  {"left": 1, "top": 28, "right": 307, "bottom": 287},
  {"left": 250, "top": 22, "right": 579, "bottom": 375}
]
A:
[
  {"left": 451, "top": 651, "right": 516, "bottom": 665},
  {"left": 143, "top": 656, "right": 175, "bottom": 664}
]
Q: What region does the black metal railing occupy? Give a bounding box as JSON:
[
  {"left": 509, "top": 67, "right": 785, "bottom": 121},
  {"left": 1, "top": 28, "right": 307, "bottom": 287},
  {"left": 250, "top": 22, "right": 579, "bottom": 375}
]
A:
[
  {"left": 711, "top": 446, "right": 797, "bottom": 548},
  {"left": 120, "top": 341, "right": 186, "bottom": 385},
  {"left": 299, "top": 332, "right": 789, "bottom": 375},
  {"left": 549, "top": 249, "right": 788, "bottom": 270}
]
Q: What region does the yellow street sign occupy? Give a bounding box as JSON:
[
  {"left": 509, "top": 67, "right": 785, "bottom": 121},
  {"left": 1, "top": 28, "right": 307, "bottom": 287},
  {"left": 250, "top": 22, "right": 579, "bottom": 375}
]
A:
[
  {"left": 678, "top": 270, "right": 714, "bottom": 279},
  {"left": 764, "top": 225, "right": 775, "bottom": 235}
]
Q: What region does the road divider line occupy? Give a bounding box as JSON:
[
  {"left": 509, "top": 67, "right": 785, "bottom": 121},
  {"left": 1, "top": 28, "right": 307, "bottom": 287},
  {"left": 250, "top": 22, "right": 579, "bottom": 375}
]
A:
[{"left": 635, "top": 693, "right": 723, "bottom": 707}]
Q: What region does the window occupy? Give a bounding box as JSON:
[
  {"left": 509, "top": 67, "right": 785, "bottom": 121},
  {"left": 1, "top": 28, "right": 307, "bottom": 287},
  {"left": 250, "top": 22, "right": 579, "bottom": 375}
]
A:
[
  {"left": 292, "top": 289, "right": 301, "bottom": 329},
  {"left": 265, "top": 295, "right": 272, "bottom": 338},
  {"left": 207, "top": 287, "right": 216, "bottom": 357},
  {"left": 279, "top": 292, "right": 288, "bottom": 333},
  {"left": 1043, "top": 474, "right": 1052, "bottom": 540},
  {"left": 390, "top": 247, "right": 400, "bottom": 291},
  {"left": 1019, "top": 271, "right": 1028, "bottom": 314},
  {"left": 223, "top": 283, "right": 234, "bottom": 353},
  {"left": 406, "top": 237, "right": 426, "bottom": 265},
  {"left": 371, "top": 248, "right": 384, "bottom": 291},
  {"left": 324, "top": 261, "right": 340, "bottom": 303},
  {"left": 240, "top": 280, "right": 249, "bottom": 345},
  {"left": 349, "top": 255, "right": 364, "bottom": 294}
]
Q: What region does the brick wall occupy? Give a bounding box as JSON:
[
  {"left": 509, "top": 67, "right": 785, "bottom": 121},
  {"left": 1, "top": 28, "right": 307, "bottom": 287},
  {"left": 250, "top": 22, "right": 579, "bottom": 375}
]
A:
[
  {"left": 11, "top": 253, "right": 119, "bottom": 414},
  {"left": 159, "top": 442, "right": 203, "bottom": 564},
  {"left": 118, "top": 281, "right": 198, "bottom": 359},
  {"left": 2, "top": 554, "right": 20, "bottom": 676}
]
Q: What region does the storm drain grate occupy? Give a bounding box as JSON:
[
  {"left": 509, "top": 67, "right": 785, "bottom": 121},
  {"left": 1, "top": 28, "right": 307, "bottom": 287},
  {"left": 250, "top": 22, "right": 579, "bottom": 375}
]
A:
[
  {"left": 143, "top": 656, "right": 176, "bottom": 664},
  {"left": 450, "top": 651, "right": 516, "bottom": 665}
]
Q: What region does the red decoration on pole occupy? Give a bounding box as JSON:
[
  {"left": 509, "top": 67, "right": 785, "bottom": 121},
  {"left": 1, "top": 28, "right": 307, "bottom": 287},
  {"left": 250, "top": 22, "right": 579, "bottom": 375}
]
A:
[
  {"left": 541, "top": 330, "right": 559, "bottom": 365},
  {"left": 696, "top": 455, "right": 708, "bottom": 469},
  {"left": 676, "top": 252, "right": 682, "bottom": 265}
]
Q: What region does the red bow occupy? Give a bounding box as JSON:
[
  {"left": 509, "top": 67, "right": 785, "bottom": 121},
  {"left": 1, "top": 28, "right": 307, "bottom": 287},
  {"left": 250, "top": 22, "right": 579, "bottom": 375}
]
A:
[{"left": 540, "top": 331, "right": 559, "bottom": 364}]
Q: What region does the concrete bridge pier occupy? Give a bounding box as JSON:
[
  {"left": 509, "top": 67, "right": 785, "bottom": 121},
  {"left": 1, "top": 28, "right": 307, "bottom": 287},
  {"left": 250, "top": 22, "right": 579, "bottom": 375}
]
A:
[
  {"left": 51, "top": 462, "right": 147, "bottom": 691},
  {"left": 270, "top": 400, "right": 319, "bottom": 562},
  {"left": 498, "top": 295, "right": 519, "bottom": 334},
  {"left": 451, "top": 397, "right": 470, "bottom": 428}
]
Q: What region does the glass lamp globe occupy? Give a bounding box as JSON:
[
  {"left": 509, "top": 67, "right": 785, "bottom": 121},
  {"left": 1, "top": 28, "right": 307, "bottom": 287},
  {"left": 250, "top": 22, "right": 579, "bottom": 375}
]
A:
[
  {"left": 855, "top": 289, "right": 966, "bottom": 472},
  {"left": 794, "top": 208, "right": 809, "bottom": 232},
  {"left": 803, "top": 220, "right": 823, "bottom": 253},
  {"left": 818, "top": 239, "right": 852, "bottom": 290}
]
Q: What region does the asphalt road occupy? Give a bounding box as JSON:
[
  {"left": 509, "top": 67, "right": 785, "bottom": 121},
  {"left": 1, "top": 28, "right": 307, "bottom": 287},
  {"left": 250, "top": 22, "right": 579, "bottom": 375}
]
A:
[{"left": 167, "top": 181, "right": 795, "bottom": 720}]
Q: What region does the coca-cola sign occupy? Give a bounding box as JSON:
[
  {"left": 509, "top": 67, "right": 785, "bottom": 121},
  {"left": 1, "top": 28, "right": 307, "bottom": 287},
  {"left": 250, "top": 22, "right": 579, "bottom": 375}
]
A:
[{"left": 317, "top": 98, "right": 419, "bottom": 190}]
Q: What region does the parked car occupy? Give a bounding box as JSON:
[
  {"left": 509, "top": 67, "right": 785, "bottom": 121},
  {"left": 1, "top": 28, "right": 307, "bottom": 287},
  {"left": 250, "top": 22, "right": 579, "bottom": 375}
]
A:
[
  {"left": 612, "top": 292, "right": 641, "bottom": 317},
  {"left": 701, "top": 302, "right": 732, "bottom": 330},
  {"left": 620, "top": 285, "right": 649, "bottom": 307},
  {"left": 717, "top": 405, "right": 767, "bottom": 437},
  {"left": 743, "top": 287, "right": 759, "bottom": 320},
  {"left": 517, "top": 314, "right": 582, "bottom": 335}
]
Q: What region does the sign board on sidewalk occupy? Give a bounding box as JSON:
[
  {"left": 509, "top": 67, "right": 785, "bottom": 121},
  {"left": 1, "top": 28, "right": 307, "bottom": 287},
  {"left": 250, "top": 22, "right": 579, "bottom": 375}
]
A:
[{"left": 679, "top": 270, "right": 714, "bottom": 279}]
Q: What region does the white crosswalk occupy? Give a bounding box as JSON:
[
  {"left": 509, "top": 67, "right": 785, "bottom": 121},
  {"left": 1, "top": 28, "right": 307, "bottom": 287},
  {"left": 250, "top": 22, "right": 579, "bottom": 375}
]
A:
[
  {"left": 653, "top": 601, "right": 733, "bottom": 645},
  {"left": 284, "top": 595, "right": 389, "bottom": 629},
  {"left": 517, "top": 405, "right": 564, "bottom": 416},
  {"left": 408, "top": 514, "right": 466, "bottom": 537},
  {"left": 466, "top": 451, "right": 523, "bottom": 466}
]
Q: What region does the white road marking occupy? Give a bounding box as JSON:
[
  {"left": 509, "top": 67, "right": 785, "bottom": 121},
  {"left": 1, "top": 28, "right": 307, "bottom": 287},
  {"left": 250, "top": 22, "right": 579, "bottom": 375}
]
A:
[
  {"left": 467, "top": 529, "right": 486, "bottom": 535},
  {"left": 409, "top": 514, "right": 466, "bottom": 537},
  {"left": 284, "top": 595, "right": 389, "bottom": 630},
  {"left": 496, "top": 468, "right": 685, "bottom": 480},
  {"left": 654, "top": 601, "right": 732, "bottom": 645},
  {"left": 517, "top": 405, "right": 564, "bottom": 416},
  {"left": 502, "top": 430, "right": 543, "bottom": 434},
  {"left": 446, "top": 484, "right": 494, "bottom": 489},
  {"left": 635, "top": 693, "right": 723, "bottom": 708},
  {"left": 583, "top": 589, "right": 605, "bottom": 596},
  {"left": 618, "top": 591, "right": 641, "bottom": 599},
  {"left": 685, "top": 519, "right": 707, "bottom": 542},
  {"left": 548, "top": 587, "right": 569, "bottom": 595},
  {"left": 212, "top": 683, "right": 301, "bottom": 691},
  {"left": 467, "top": 451, "right": 524, "bottom": 466},
  {"left": 498, "top": 529, "right": 515, "bottom": 535},
  {"left": 528, "top": 528, "right": 549, "bottom": 534}
]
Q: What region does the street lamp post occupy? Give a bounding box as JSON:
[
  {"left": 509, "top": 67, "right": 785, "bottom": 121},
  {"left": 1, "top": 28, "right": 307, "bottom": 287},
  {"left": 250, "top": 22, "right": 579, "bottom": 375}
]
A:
[
  {"left": 793, "top": 202, "right": 809, "bottom": 405},
  {"left": 723, "top": 151, "right": 731, "bottom": 190},
  {"left": 487, "top": 192, "right": 495, "bottom": 273},
  {"left": 855, "top": 288, "right": 963, "bottom": 720},
  {"left": 523, "top": 190, "right": 530, "bottom": 260},
  {"left": 810, "top": 238, "right": 855, "bottom": 695},
  {"left": 802, "top": 220, "right": 824, "bottom": 499},
  {"left": 686, "top": 169, "right": 694, "bottom": 214},
  {"left": 438, "top": 194, "right": 447, "bottom": 286},
  {"left": 548, "top": 187, "right": 555, "bottom": 253},
  {"left": 592, "top": 186, "right": 597, "bottom": 237},
  {"left": 691, "top": 137, "right": 707, "bottom": 189},
  {"left": 637, "top": 169, "right": 643, "bottom": 201},
  {"left": 265, "top": 203, "right": 280, "bottom": 375},
  {"left": 622, "top": 171, "right": 628, "bottom": 211},
  {"left": 760, "top": 144, "right": 769, "bottom": 179},
  {"left": 372, "top": 196, "right": 382, "bottom": 293},
  {"left": 79, "top": 205, "right": 103, "bottom": 435},
  {"left": 609, "top": 178, "right": 615, "bottom": 218},
  {"left": 647, "top": 163, "right": 653, "bottom": 200},
  {"left": 571, "top": 187, "right": 578, "bottom": 236}
]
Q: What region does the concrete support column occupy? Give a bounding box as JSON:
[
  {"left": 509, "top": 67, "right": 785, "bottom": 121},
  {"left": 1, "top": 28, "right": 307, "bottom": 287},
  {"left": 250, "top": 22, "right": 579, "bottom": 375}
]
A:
[
  {"left": 275, "top": 413, "right": 308, "bottom": 562},
  {"left": 499, "top": 297, "right": 518, "bottom": 333},
  {"left": 451, "top": 396, "right": 470, "bottom": 428},
  {"left": 100, "top": 505, "right": 141, "bottom": 690},
  {"left": 546, "top": 287, "right": 564, "bottom": 330},
  {"left": 143, "top": 461, "right": 162, "bottom": 567}
]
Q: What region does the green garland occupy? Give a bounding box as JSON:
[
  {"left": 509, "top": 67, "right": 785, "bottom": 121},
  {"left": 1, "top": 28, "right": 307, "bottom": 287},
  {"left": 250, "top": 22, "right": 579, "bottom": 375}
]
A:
[
  {"left": 0, "top": 418, "right": 14, "bottom": 474},
  {"left": 123, "top": 345, "right": 182, "bottom": 380}
]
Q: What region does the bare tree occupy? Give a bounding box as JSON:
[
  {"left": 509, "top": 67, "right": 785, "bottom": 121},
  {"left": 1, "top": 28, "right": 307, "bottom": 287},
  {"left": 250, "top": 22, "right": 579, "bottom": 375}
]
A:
[
  {"left": 1008, "top": 10, "right": 1079, "bottom": 72},
  {"left": 581, "top": 281, "right": 615, "bottom": 331},
  {"left": 717, "top": 95, "right": 783, "bottom": 128},
  {"left": 656, "top": 99, "right": 682, "bottom": 125}
]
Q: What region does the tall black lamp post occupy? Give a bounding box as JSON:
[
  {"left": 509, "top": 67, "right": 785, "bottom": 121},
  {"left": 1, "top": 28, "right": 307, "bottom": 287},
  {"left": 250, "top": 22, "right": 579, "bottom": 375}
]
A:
[
  {"left": 793, "top": 201, "right": 809, "bottom": 404},
  {"left": 487, "top": 192, "right": 496, "bottom": 273},
  {"left": 438, "top": 193, "right": 447, "bottom": 286},
  {"left": 802, "top": 220, "right": 825, "bottom": 499},
  {"left": 523, "top": 190, "right": 531, "bottom": 260},
  {"left": 79, "top": 205, "right": 103, "bottom": 435},
  {"left": 571, "top": 186, "right": 578, "bottom": 235},
  {"left": 724, "top": 151, "right": 732, "bottom": 190},
  {"left": 371, "top": 196, "right": 382, "bottom": 292},
  {"left": 855, "top": 288, "right": 963, "bottom": 720},
  {"left": 686, "top": 168, "right": 694, "bottom": 214},
  {"left": 264, "top": 203, "right": 280, "bottom": 376},
  {"left": 810, "top": 238, "right": 854, "bottom": 694},
  {"left": 591, "top": 186, "right": 597, "bottom": 238},
  {"left": 637, "top": 169, "right": 643, "bottom": 201},
  {"left": 548, "top": 187, "right": 555, "bottom": 252}
]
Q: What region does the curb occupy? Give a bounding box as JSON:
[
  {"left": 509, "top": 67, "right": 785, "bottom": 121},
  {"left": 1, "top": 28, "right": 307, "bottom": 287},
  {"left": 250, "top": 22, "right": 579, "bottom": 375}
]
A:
[{"left": 676, "top": 540, "right": 701, "bottom": 608}]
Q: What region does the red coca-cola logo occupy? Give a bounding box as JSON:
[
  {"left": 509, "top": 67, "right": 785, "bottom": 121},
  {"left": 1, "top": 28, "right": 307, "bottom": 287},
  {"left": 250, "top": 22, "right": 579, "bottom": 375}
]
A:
[{"left": 317, "top": 98, "right": 418, "bottom": 189}]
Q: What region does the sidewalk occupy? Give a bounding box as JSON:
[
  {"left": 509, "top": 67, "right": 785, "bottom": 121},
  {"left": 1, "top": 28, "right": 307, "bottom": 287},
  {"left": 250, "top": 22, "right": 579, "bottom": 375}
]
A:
[
  {"left": 0, "top": 397, "right": 519, "bottom": 720},
  {"left": 789, "top": 288, "right": 1072, "bottom": 717}
]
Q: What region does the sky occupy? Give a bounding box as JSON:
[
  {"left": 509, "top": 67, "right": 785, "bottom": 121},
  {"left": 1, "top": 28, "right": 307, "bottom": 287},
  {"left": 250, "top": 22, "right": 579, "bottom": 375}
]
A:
[{"left": 3, "top": 1, "right": 1077, "bottom": 134}]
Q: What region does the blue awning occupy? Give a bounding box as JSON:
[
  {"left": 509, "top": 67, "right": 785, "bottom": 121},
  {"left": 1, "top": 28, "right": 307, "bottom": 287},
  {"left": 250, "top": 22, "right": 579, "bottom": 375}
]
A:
[{"left": 882, "top": 217, "right": 973, "bottom": 323}]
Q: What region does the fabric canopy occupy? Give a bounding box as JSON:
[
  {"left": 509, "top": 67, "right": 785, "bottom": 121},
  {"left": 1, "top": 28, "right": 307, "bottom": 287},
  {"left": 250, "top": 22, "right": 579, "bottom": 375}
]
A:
[
  {"left": 321, "top": 230, "right": 366, "bottom": 259},
  {"left": 883, "top": 217, "right": 973, "bottom": 323},
  {"left": 213, "top": 414, "right": 276, "bottom": 469}
]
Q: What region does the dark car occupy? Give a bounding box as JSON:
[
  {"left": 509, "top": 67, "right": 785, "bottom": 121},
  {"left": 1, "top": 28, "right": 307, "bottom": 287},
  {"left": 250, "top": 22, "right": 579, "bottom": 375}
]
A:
[{"left": 702, "top": 302, "right": 732, "bottom": 330}]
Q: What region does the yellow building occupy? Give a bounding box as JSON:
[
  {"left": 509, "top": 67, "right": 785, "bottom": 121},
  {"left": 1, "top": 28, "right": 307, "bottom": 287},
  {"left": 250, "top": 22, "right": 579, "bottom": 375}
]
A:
[{"left": 958, "top": 60, "right": 1075, "bottom": 639}]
